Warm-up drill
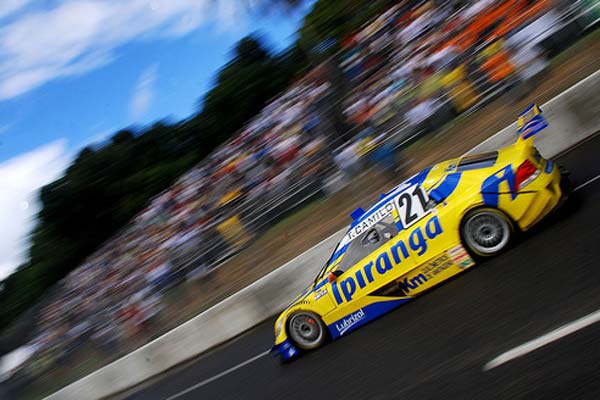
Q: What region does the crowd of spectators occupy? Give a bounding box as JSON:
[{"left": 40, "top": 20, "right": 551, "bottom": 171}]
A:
[
  {"left": 5, "top": 0, "right": 594, "bottom": 386},
  {"left": 331, "top": 0, "right": 584, "bottom": 188},
  {"left": 11, "top": 73, "right": 337, "bottom": 380},
  {"left": 339, "top": 0, "right": 578, "bottom": 143}
]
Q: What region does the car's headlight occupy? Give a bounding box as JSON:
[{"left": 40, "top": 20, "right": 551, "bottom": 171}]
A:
[{"left": 275, "top": 318, "right": 284, "bottom": 337}]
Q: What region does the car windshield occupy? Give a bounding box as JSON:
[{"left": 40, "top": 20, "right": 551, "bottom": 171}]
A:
[
  {"left": 313, "top": 214, "right": 398, "bottom": 284},
  {"left": 313, "top": 241, "right": 343, "bottom": 284}
]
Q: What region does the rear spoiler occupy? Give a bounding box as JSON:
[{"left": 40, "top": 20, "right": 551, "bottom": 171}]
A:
[{"left": 516, "top": 103, "right": 548, "bottom": 144}]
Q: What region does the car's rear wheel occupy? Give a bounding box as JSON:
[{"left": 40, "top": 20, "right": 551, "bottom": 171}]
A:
[
  {"left": 461, "top": 208, "right": 513, "bottom": 257},
  {"left": 288, "top": 311, "right": 326, "bottom": 350}
]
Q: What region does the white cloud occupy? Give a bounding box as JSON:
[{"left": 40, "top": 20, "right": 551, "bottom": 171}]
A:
[
  {"left": 0, "top": 140, "right": 71, "bottom": 280},
  {"left": 0, "top": 0, "right": 254, "bottom": 101},
  {"left": 216, "top": 1, "right": 250, "bottom": 33},
  {"left": 130, "top": 64, "right": 158, "bottom": 120},
  {"left": 0, "top": 0, "right": 31, "bottom": 20}
]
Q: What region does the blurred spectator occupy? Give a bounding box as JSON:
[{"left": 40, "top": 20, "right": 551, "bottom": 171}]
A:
[{"left": 441, "top": 59, "right": 480, "bottom": 112}]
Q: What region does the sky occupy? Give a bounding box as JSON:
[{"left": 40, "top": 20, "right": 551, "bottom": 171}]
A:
[{"left": 0, "top": 0, "right": 314, "bottom": 280}]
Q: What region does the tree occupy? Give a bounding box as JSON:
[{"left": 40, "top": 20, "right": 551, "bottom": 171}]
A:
[
  {"left": 201, "top": 35, "right": 306, "bottom": 147},
  {"left": 298, "top": 0, "right": 397, "bottom": 58},
  {"left": 1, "top": 0, "right": 395, "bottom": 329},
  {"left": 0, "top": 34, "right": 307, "bottom": 329}
]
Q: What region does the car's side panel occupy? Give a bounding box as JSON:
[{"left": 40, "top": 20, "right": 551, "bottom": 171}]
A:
[
  {"left": 393, "top": 244, "right": 475, "bottom": 296},
  {"left": 320, "top": 242, "right": 476, "bottom": 336},
  {"left": 326, "top": 297, "right": 412, "bottom": 340},
  {"left": 403, "top": 197, "right": 462, "bottom": 265},
  {"left": 322, "top": 222, "right": 417, "bottom": 325},
  {"left": 320, "top": 213, "right": 476, "bottom": 324}
]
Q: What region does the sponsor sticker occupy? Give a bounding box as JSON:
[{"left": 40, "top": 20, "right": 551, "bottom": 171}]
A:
[
  {"left": 448, "top": 244, "right": 474, "bottom": 268},
  {"left": 331, "top": 215, "right": 444, "bottom": 304},
  {"left": 399, "top": 254, "right": 453, "bottom": 293},
  {"left": 313, "top": 288, "right": 328, "bottom": 301},
  {"left": 334, "top": 309, "right": 366, "bottom": 336}
]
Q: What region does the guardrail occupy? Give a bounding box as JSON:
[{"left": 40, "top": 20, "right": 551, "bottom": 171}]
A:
[{"left": 46, "top": 69, "right": 600, "bottom": 400}]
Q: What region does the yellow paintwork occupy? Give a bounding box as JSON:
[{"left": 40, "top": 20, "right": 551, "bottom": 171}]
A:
[{"left": 274, "top": 125, "right": 564, "bottom": 347}]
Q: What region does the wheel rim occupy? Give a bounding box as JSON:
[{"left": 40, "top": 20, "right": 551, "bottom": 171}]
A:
[
  {"left": 464, "top": 211, "right": 510, "bottom": 255},
  {"left": 289, "top": 313, "right": 323, "bottom": 348}
]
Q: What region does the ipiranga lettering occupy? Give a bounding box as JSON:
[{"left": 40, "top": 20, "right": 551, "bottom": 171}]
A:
[{"left": 332, "top": 215, "right": 443, "bottom": 304}]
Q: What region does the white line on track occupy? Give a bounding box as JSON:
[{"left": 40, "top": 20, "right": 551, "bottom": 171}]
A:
[
  {"left": 574, "top": 173, "right": 600, "bottom": 192},
  {"left": 483, "top": 309, "right": 600, "bottom": 371},
  {"left": 165, "top": 349, "right": 271, "bottom": 400}
]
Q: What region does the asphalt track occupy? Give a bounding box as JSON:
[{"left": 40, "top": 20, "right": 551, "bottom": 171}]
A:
[{"left": 123, "top": 134, "right": 600, "bottom": 400}]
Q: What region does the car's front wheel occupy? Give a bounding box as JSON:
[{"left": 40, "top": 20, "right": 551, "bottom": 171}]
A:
[
  {"left": 461, "top": 208, "right": 513, "bottom": 257},
  {"left": 288, "top": 311, "right": 326, "bottom": 351}
]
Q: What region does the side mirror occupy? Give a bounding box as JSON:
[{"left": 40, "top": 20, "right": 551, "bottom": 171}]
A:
[{"left": 328, "top": 270, "right": 343, "bottom": 282}]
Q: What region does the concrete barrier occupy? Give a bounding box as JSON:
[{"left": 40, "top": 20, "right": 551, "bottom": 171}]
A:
[
  {"left": 47, "top": 229, "right": 346, "bottom": 400},
  {"left": 467, "top": 70, "right": 600, "bottom": 157},
  {"left": 46, "top": 69, "right": 600, "bottom": 400}
]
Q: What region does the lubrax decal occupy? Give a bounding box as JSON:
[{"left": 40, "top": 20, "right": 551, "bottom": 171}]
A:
[
  {"left": 334, "top": 309, "right": 366, "bottom": 336},
  {"left": 331, "top": 216, "right": 443, "bottom": 304}
]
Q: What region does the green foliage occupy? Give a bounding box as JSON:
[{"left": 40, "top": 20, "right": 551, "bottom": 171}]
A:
[
  {"left": 298, "top": 0, "right": 396, "bottom": 58},
  {"left": 0, "top": 35, "right": 308, "bottom": 330},
  {"left": 2, "top": 0, "right": 398, "bottom": 328}
]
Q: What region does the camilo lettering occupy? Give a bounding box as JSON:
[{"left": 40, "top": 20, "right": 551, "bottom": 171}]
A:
[{"left": 345, "top": 203, "right": 395, "bottom": 242}]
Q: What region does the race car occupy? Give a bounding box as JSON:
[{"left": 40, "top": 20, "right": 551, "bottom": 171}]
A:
[{"left": 272, "top": 104, "right": 570, "bottom": 361}]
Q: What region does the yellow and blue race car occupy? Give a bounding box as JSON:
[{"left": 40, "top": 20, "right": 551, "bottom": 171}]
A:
[{"left": 272, "top": 104, "right": 571, "bottom": 361}]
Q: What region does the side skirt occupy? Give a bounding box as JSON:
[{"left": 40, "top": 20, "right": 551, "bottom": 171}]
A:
[{"left": 327, "top": 298, "right": 412, "bottom": 340}]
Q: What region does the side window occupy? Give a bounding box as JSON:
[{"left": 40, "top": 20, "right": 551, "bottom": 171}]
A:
[
  {"left": 376, "top": 214, "right": 399, "bottom": 241},
  {"left": 338, "top": 214, "right": 398, "bottom": 271}
]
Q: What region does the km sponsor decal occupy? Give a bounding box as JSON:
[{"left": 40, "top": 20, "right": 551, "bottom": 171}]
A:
[{"left": 399, "top": 254, "right": 453, "bottom": 292}]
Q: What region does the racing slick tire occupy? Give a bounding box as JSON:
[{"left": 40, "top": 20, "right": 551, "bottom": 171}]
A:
[
  {"left": 461, "top": 207, "right": 514, "bottom": 258},
  {"left": 288, "top": 311, "right": 327, "bottom": 351}
]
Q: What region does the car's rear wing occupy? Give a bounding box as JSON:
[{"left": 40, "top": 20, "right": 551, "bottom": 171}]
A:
[{"left": 516, "top": 103, "right": 548, "bottom": 145}]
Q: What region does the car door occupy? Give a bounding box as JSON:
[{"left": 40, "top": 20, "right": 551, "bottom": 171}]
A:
[
  {"left": 394, "top": 182, "right": 468, "bottom": 295},
  {"left": 325, "top": 212, "right": 416, "bottom": 316}
]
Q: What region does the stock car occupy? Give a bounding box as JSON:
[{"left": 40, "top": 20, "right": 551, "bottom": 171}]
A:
[{"left": 272, "top": 104, "right": 571, "bottom": 361}]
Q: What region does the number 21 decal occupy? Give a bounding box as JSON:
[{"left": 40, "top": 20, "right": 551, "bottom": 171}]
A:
[{"left": 395, "top": 185, "right": 430, "bottom": 228}]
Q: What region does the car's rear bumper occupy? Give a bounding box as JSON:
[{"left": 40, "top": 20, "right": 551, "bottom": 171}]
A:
[{"left": 518, "top": 160, "right": 568, "bottom": 230}]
